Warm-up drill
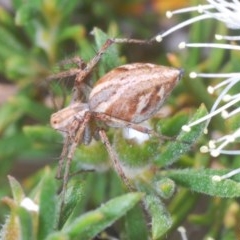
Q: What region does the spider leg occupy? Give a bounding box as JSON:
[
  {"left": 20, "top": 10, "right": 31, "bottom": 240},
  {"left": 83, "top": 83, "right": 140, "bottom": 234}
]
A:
[
  {"left": 93, "top": 112, "right": 155, "bottom": 135},
  {"left": 98, "top": 129, "right": 134, "bottom": 191},
  {"left": 58, "top": 56, "right": 86, "bottom": 69},
  {"left": 46, "top": 57, "right": 86, "bottom": 82},
  {"left": 48, "top": 37, "right": 153, "bottom": 84},
  {"left": 94, "top": 112, "right": 177, "bottom": 141},
  {"left": 61, "top": 112, "right": 91, "bottom": 204},
  {"left": 75, "top": 37, "right": 155, "bottom": 85},
  {"left": 75, "top": 39, "right": 115, "bottom": 85},
  {"left": 56, "top": 135, "right": 71, "bottom": 179}
]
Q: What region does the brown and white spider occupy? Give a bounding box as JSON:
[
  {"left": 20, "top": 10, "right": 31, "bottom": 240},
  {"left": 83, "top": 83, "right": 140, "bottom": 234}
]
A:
[{"left": 50, "top": 38, "right": 183, "bottom": 198}]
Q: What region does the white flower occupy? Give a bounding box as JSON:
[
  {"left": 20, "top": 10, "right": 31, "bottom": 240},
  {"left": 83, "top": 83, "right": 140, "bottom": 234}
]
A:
[
  {"left": 156, "top": 0, "right": 240, "bottom": 42},
  {"left": 20, "top": 197, "right": 39, "bottom": 212},
  {"left": 155, "top": 0, "right": 240, "bottom": 157}
]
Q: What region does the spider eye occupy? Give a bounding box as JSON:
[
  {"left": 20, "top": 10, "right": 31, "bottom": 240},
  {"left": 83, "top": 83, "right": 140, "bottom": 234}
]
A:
[{"left": 50, "top": 118, "right": 59, "bottom": 127}]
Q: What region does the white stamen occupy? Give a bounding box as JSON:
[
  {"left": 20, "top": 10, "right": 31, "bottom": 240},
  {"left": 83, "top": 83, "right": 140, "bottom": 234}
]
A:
[
  {"left": 215, "top": 34, "right": 240, "bottom": 41},
  {"left": 210, "top": 149, "right": 220, "bottom": 157},
  {"left": 207, "top": 129, "right": 240, "bottom": 157},
  {"left": 207, "top": 86, "right": 215, "bottom": 94},
  {"left": 200, "top": 145, "right": 209, "bottom": 153},
  {"left": 218, "top": 150, "right": 240, "bottom": 155},
  {"left": 189, "top": 72, "right": 197, "bottom": 78},
  {"left": 222, "top": 107, "right": 240, "bottom": 119},
  {"left": 187, "top": 76, "right": 240, "bottom": 130},
  {"left": 155, "top": 14, "right": 213, "bottom": 42},
  {"left": 166, "top": 5, "right": 214, "bottom": 16},
  {"left": 205, "top": 76, "right": 240, "bottom": 127},
  {"left": 158, "top": 0, "right": 240, "bottom": 43},
  {"left": 221, "top": 110, "right": 229, "bottom": 118},
  {"left": 208, "top": 140, "right": 216, "bottom": 149},
  {"left": 212, "top": 175, "right": 222, "bottom": 181},
  {"left": 182, "top": 42, "right": 240, "bottom": 51},
  {"left": 207, "top": 77, "right": 239, "bottom": 95},
  {"left": 212, "top": 137, "right": 232, "bottom": 152},
  {"left": 223, "top": 93, "right": 240, "bottom": 102},
  {"left": 162, "top": 0, "right": 240, "bottom": 157},
  {"left": 181, "top": 125, "right": 191, "bottom": 132},
  {"left": 166, "top": 11, "right": 173, "bottom": 18},
  {"left": 212, "top": 168, "right": 240, "bottom": 181},
  {"left": 222, "top": 94, "right": 232, "bottom": 102},
  {"left": 215, "top": 34, "right": 223, "bottom": 40},
  {"left": 178, "top": 42, "right": 186, "bottom": 49},
  {"left": 204, "top": 0, "right": 240, "bottom": 29},
  {"left": 183, "top": 96, "right": 240, "bottom": 130},
  {"left": 204, "top": 128, "right": 208, "bottom": 134},
  {"left": 190, "top": 72, "right": 240, "bottom": 79},
  {"left": 177, "top": 226, "right": 188, "bottom": 240}
]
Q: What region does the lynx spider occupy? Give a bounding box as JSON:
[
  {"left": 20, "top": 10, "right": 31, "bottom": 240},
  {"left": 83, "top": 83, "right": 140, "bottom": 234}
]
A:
[{"left": 50, "top": 38, "right": 183, "bottom": 200}]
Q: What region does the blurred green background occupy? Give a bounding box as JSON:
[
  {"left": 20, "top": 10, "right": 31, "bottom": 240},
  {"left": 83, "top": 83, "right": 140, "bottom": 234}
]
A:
[{"left": 1, "top": 0, "right": 240, "bottom": 240}]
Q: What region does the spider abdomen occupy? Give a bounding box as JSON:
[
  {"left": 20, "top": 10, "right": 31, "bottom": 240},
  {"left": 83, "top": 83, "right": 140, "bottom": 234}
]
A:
[{"left": 89, "top": 63, "right": 182, "bottom": 125}]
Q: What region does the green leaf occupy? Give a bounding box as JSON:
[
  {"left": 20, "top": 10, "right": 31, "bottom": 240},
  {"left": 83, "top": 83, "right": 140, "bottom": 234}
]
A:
[
  {"left": 62, "top": 192, "right": 143, "bottom": 239},
  {"left": 23, "top": 125, "right": 60, "bottom": 144},
  {"left": 8, "top": 176, "right": 25, "bottom": 204},
  {"left": 15, "top": 4, "right": 39, "bottom": 26},
  {"left": 14, "top": 95, "right": 52, "bottom": 122},
  {"left": 0, "top": 95, "right": 51, "bottom": 132},
  {"left": 154, "top": 178, "right": 176, "bottom": 200},
  {"left": 18, "top": 207, "right": 34, "bottom": 240},
  {"left": 166, "top": 168, "right": 240, "bottom": 197},
  {"left": 124, "top": 205, "right": 148, "bottom": 240},
  {"left": 0, "top": 26, "right": 26, "bottom": 56},
  {"left": 57, "top": 0, "right": 81, "bottom": 20},
  {"left": 92, "top": 27, "right": 121, "bottom": 76},
  {"left": 45, "top": 232, "right": 69, "bottom": 240},
  {"left": 155, "top": 111, "right": 189, "bottom": 136},
  {"left": 58, "top": 182, "right": 85, "bottom": 229},
  {"left": 0, "top": 209, "right": 21, "bottom": 239},
  {"left": 38, "top": 167, "right": 58, "bottom": 239},
  {"left": 0, "top": 102, "right": 23, "bottom": 132},
  {"left": 144, "top": 194, "right": 172, "bottom": 240},
  {"left": 155, "top": 104, "right": 208, "bottom": 167},
  {"left": 58, "top": 25, "right": 85, "bottom": 42},
  {"left": 12, "top": 0, "right": 41, "bottom": 11},
  {"left": 0, "top": 133, "right": 31, "bottom": 164},
  {"left": 0, "top": 7, "right": 15, "bottom": 29},
  {"left": 5, "top": 55, "right": 38, "bottom": 80},
  {"left": 73, "top": 141, "right": 108, "bottom": 166},
  {"left": 114, "top": 131, "right": 159, "bottom": 167}
]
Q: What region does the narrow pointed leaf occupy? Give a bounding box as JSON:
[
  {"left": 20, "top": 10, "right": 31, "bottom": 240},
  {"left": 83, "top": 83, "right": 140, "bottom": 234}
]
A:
[
  {"left": 125, "top": 205, "right": 148, "bottom": 240},
  {"left": 144, "top": 194, "right": 172, "bottom": 239},
  {"left": 63, "top": 192, "right": 143, "bottom": 239},
  {"left": 38, "top": 168, "right": 58, "bottom": 239},
  {"left": 156, "top": 104, "right": 207, "bottom": 167},
  {"left": 18, "top": 207, "right": 34, "bottom": 240},
  {"left": 8, "top": 176, "right": 25, "bottom": 204},
  {"left": 166, "top": 168, "right": 240, "bottom": 197},
  {"left": 93, "top": 27, "right": 121, "bottom": 75}
]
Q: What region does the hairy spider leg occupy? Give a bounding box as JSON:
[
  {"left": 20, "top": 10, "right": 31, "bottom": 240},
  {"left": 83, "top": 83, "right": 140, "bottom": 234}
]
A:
[
  {"left": 61, "top": 112, "right": 91, "bottom": 204},
  {"left": 98, "top": 129, "right": 134, "bottom": 191}
]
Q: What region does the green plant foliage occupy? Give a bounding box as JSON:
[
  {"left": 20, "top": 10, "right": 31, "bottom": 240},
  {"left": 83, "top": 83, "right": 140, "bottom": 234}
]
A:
[
  {"left": 156, "top": 104, "right": 208, "bottom": 167},
  {"left": 60, "top": 193, "right": 143, "bottom": 239},
  {"left": 166, "top": 169, "right": 240, "bottom": 198}
]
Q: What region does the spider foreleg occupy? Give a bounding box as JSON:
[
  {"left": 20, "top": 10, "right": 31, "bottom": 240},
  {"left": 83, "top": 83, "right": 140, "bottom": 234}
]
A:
[
  {"left": 60, "top": 112, "right": 91, "bottom": 204},
  {"left": 98, "top": 129, "right": 134, "bottom": 191}
]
